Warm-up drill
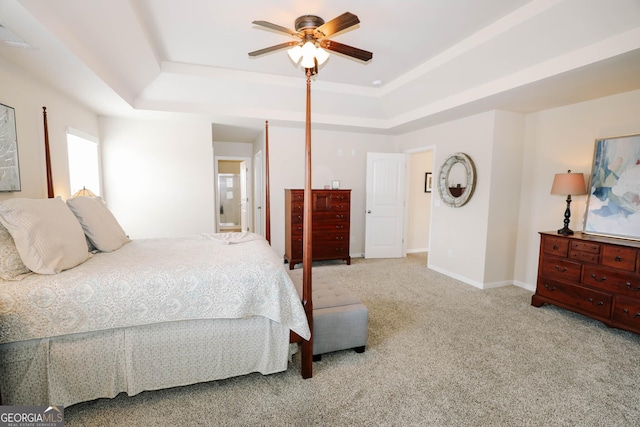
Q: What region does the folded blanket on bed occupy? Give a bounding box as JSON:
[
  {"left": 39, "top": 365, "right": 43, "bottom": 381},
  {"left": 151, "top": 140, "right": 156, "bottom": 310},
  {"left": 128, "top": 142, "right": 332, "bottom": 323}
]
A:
[
  {"left": 0, "top": 233, "right": 310, "bottom": 344},
  {"left": 203, "top": 231, "right": 265, "bottom": 244}
]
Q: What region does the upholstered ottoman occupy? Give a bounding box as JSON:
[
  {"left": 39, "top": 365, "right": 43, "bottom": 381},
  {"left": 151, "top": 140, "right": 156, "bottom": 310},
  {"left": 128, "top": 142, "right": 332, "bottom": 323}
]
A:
[{"left": 288, "top": 273, "right": 369, "bottom": 361}]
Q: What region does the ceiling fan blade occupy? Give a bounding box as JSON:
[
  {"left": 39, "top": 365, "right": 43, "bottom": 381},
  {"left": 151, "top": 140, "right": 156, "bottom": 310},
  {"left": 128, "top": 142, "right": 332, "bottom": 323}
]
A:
[
  {"left": 252, "top": 20, "right": 299, "bottom": 37},
  {"left": 315, "top": 12, "right": 360, "bottom": 38},
  {"left": 319, "top": 39, "right": 372, "bottom": 62},
  {"left": 248, "top": 41, "right": 300, "bottom": 57}
]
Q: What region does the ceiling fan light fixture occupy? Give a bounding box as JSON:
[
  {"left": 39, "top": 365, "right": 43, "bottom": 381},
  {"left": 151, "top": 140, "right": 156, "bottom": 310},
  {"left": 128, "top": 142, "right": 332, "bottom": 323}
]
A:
[
  {"left": 287, "top": 45, "right": 303, "bottom": 63},
  {"left": 300, "top": 41, "right": 317, "bottom": 68},
  {"left": 315, "top": 47, "right": 329, "bottom": 65},
  {"left": 300, "top": 53, "right": 316, "bottom": 69}
]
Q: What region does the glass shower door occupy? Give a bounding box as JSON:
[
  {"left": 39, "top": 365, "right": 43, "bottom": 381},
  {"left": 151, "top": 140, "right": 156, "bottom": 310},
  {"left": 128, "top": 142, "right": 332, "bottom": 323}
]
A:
[{"left": 218, "top": 173, "right": 241, "bottom": 230}]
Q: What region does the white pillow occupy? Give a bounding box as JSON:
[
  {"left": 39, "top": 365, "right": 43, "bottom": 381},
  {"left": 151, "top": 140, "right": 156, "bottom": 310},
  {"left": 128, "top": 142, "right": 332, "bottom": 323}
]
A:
[
  {"left": 66, "top": 196, "right": 130, "bottom": 252},
  {"left": 0, "top": 197, "right": 89, "bottom": 274},
  {"left": 0, "top": 222, "right": 31, "bottom": 280}
]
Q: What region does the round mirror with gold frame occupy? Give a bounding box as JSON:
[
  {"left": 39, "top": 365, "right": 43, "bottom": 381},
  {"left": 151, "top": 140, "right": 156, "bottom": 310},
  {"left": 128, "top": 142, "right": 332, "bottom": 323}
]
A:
[{"left": 437, "top": 152, "right": 476, "bottom": 207}]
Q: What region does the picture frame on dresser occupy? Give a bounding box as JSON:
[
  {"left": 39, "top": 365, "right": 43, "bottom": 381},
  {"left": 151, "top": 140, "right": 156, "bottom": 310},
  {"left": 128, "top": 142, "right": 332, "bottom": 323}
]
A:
[
  {"left": 583, "top": 133, "right": 640, "bottom": 241},
  {"left": 0, "top": 103, "right": 21, "bottom": 192}
]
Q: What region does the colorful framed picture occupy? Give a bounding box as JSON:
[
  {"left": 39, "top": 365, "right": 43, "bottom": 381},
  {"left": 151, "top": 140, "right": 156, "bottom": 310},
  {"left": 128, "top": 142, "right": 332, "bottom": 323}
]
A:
[
  {"left": 0, "top": 103, "right": 21, "bottom": 192},
  {"left": 583, "top": 134, "right": 640, "bottom": 240}
]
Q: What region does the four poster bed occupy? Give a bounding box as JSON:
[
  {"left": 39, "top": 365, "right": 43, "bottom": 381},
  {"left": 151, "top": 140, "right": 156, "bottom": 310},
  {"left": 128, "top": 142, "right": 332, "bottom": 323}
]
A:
[{"left": 0, "top": 109, "right": 315, "bottom": 406}]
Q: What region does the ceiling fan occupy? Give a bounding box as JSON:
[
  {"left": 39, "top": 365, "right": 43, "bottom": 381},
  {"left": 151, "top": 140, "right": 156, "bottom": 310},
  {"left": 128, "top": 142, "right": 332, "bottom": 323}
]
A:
[{"left": 248, "top": 12, "right": 373, "bottom": 73}]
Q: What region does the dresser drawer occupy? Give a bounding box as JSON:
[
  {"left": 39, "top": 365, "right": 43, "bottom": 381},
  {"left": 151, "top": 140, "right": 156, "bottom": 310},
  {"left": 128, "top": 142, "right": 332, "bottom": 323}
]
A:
[
  {"left": 290, "top": 201, "right": 304, "bottom": 214},
  {"left": 571, "top": 241, "right": 600, "bottom": 254},
  {"left": 542, "top": 236, "right": 569, "bottom": 257},
  {"left": 537, "top": 278, "right": 612, "bottom": 318},
  {"left": 330, "top": 202, "right": 350, "bottom": 212},
  {"left": 602, "top": 246, "right": 637, "bottom": 271},
  {"left": 582, "top": 265, "right": 640, "bottom": 297},
  {"left": 540, "top": 256, "right": 582, "bottom": 283},
  {"left": 313, "top": 232, "right": 349, "bottom": 245},
  {"left": 612, "top": 296, "right": 640, "bottom": 331},
  {"left": 290, "top": 213, "right": 304, "bottom": 224},
  {"left": 313, "top": 212, "right": 349, "bottom": 223},
  {"left": 314, "top": 243, "right": 349, "bottom": 258},
  {"left": 569, "top": 250, "right": 600, "bottom": 264}
]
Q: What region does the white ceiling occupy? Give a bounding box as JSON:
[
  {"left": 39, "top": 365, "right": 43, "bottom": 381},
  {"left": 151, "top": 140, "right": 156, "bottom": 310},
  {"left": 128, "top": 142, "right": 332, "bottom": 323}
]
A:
[{"left": 1, "top": 0, "right": 640, "bottom": 140}]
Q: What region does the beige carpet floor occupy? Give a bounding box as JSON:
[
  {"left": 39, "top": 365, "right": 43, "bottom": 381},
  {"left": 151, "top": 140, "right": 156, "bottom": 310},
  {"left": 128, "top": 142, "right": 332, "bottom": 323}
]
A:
[{"left": 64, "top": 253, "right": 640, "bottom": 426}]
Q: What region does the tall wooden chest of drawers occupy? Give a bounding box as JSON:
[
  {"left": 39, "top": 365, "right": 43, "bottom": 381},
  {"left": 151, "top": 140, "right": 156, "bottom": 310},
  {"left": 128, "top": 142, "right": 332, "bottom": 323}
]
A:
[
  {"left": 532, "top": 231, "right": 640, "bottom": 335},
  {"left": 284, "top": 189, "right": 351, "bottom": 270}
]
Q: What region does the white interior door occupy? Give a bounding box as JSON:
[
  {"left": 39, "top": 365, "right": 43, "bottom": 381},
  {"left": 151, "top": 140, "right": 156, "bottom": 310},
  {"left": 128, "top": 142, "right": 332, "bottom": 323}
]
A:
[
  {"left": 240, "top": 161, "right": 248, "bottom": 231},
  {"left": 253, "top": 151, "right": 263, "bottom": 236},
  {"left": 365, "top": 152, "right": 407, "bottom": 258}
]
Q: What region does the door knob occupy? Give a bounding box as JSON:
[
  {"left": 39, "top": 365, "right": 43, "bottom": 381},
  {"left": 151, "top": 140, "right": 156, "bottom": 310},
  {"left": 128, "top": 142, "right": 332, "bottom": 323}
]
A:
[{"left": 367, "top": 210, "right": 372, "bottom": 214}]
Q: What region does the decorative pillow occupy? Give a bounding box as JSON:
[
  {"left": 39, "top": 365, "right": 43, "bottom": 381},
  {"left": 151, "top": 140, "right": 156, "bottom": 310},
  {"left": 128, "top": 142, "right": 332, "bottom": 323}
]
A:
[
  {"left": 66, "top": 196, "right": 130, "bottom": 252},
  {"left": 0, "top": 222, "right": 31, "bottom": 280},
  {"left": 0, "top": 197, "right": 89, "bottom": 274}
]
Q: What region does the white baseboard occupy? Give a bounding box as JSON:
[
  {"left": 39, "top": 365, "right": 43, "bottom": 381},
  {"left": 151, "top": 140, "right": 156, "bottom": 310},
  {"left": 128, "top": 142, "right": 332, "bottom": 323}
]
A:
[
  {"left": 427, "top": 264, "right": 485, "bottom": 289},
  {"left": 406, "top": 247, "right": 428, "bottom": 254},
  {"left": 513, "top": 280, "right": 536, "bottom": 292},
  {"left": 428, "top": 264, "right": 536, "bottom": 291}
]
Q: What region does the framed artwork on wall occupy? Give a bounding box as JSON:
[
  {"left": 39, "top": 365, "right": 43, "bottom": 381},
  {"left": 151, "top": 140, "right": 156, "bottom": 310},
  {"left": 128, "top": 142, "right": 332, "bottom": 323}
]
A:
[
  {"left": 583, "top": 133, "right": 640, "bottom": 240},
  {"left": 424, "top": 172, "right": 432, "bottom": 193},
  {"left": 0, "top": 103, "right": 21, "bottom": 192}
]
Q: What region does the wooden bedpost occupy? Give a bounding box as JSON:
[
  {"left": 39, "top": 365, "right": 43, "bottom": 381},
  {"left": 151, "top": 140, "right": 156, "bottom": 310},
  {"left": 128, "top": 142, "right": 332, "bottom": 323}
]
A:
[
  {"left": 265, "top": 120, "right": 271, "bottom": 244},
  {"left": 43, "top": 106, "right": 54, "bottom": 198},
  {"left": 301, "top": 69, "right": 313, "bottom": 379}
]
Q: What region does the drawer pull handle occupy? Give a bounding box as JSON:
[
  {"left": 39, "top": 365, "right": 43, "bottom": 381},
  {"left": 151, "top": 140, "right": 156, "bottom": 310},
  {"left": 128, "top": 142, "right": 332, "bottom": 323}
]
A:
[
  {"left": 553, "top": 245, "right": 558, "bottom": 250},
  {"left": 615, "top": 256, "right": 622, "bottom": 262},
  {"left": 554, "top": 265, "right": 567, "bottom": 272},
  {"left": 543, "top": 283, "right": 557, "bottom": 292},
  {"left": 625, "top": 282, "right": 640, "bottom": 291},
  {"left": 587, "top": 298, "right": 604, "bottom": 306},
  {"left": 590, "top": 273, "right": 606, "bottom": 282},
  {"left": 622, "top": 308, "right": 640, "bottom": 317}
]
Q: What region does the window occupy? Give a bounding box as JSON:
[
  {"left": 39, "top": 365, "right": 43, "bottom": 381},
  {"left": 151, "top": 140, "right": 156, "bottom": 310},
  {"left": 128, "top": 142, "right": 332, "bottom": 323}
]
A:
[{"left": 67, "top": 128, "right": 101, "bottom": 196}]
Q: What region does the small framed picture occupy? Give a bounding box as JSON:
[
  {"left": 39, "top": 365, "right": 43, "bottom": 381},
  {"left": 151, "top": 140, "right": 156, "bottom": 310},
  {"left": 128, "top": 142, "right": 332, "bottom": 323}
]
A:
[
  {"left": 424, "top": 173, "right": 432, "bottom": 193},
  {"left": 331, "top": 180, "right": 340, "bottom": 189}
]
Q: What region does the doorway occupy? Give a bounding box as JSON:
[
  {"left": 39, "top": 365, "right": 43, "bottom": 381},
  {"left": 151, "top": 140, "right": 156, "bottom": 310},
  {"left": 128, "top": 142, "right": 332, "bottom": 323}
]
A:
[
  {"left": 404, "top": 146, "right": 435, "bottom": 259},
  {"left": 215, "top": 157, "right": 252, "bottom": 232}
]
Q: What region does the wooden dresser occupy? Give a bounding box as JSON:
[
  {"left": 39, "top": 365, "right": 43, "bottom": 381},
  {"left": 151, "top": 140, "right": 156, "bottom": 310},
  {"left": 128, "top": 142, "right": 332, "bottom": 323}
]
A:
[
  {"left": 532, "top": 231, "right": 640, "bottom": 335},
  {"left": 284, "top": 189, "right": 351, "bottom": 270}
]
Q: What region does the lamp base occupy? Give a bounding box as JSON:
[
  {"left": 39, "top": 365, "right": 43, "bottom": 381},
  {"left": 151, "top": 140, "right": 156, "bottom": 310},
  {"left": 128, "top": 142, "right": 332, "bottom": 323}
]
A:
[
  {"left": 557, "top": 227, "right": 574, "bottom": 236},
  {"left": 557, "top": 195, "right": 575, "bottom": 236}
]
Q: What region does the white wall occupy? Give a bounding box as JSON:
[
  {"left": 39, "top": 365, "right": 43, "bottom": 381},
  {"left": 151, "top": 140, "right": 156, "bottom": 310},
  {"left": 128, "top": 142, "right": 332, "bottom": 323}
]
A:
[
  {"left": 514, "top": 89, "right": 640, "bottom": 290},
  {"left": 395, "top": 111, "right": 502, "bottom": 287},
  {"left": 0, "top": 57, "right": 99, "bottom": 201},
  {"left": 484, "top": 111, "right": 525, "bottom": 285},
  {"left": 100, "top": 116, "right": 214, "bottom": 239}
]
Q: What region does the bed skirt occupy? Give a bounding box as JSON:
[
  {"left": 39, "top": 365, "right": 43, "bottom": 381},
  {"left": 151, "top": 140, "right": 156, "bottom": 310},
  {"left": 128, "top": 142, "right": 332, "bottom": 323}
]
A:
[{"left": 0, "top": 316, "right": 291, "bottom": 407}]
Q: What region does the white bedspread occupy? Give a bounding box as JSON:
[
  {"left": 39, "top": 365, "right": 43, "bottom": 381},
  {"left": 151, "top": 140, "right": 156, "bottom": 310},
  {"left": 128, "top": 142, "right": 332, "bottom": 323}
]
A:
[{"left": 0, "top": 233, "right": 310, "bottom": 344}]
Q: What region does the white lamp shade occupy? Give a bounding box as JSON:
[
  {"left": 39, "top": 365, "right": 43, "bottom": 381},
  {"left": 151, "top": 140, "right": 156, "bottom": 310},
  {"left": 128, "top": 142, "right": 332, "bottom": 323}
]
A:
[
  {"left": 550, "top": 172, "right": 587, "bottom": 195},
  {"left": 315, "top": 47, "right": 330, "bottom": 65},
  {"left": 300, "top": 41, "right": 316, "bottom": 68},
  {"left": 287, "top": 45, "right": 302, "bottom": 63}
]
